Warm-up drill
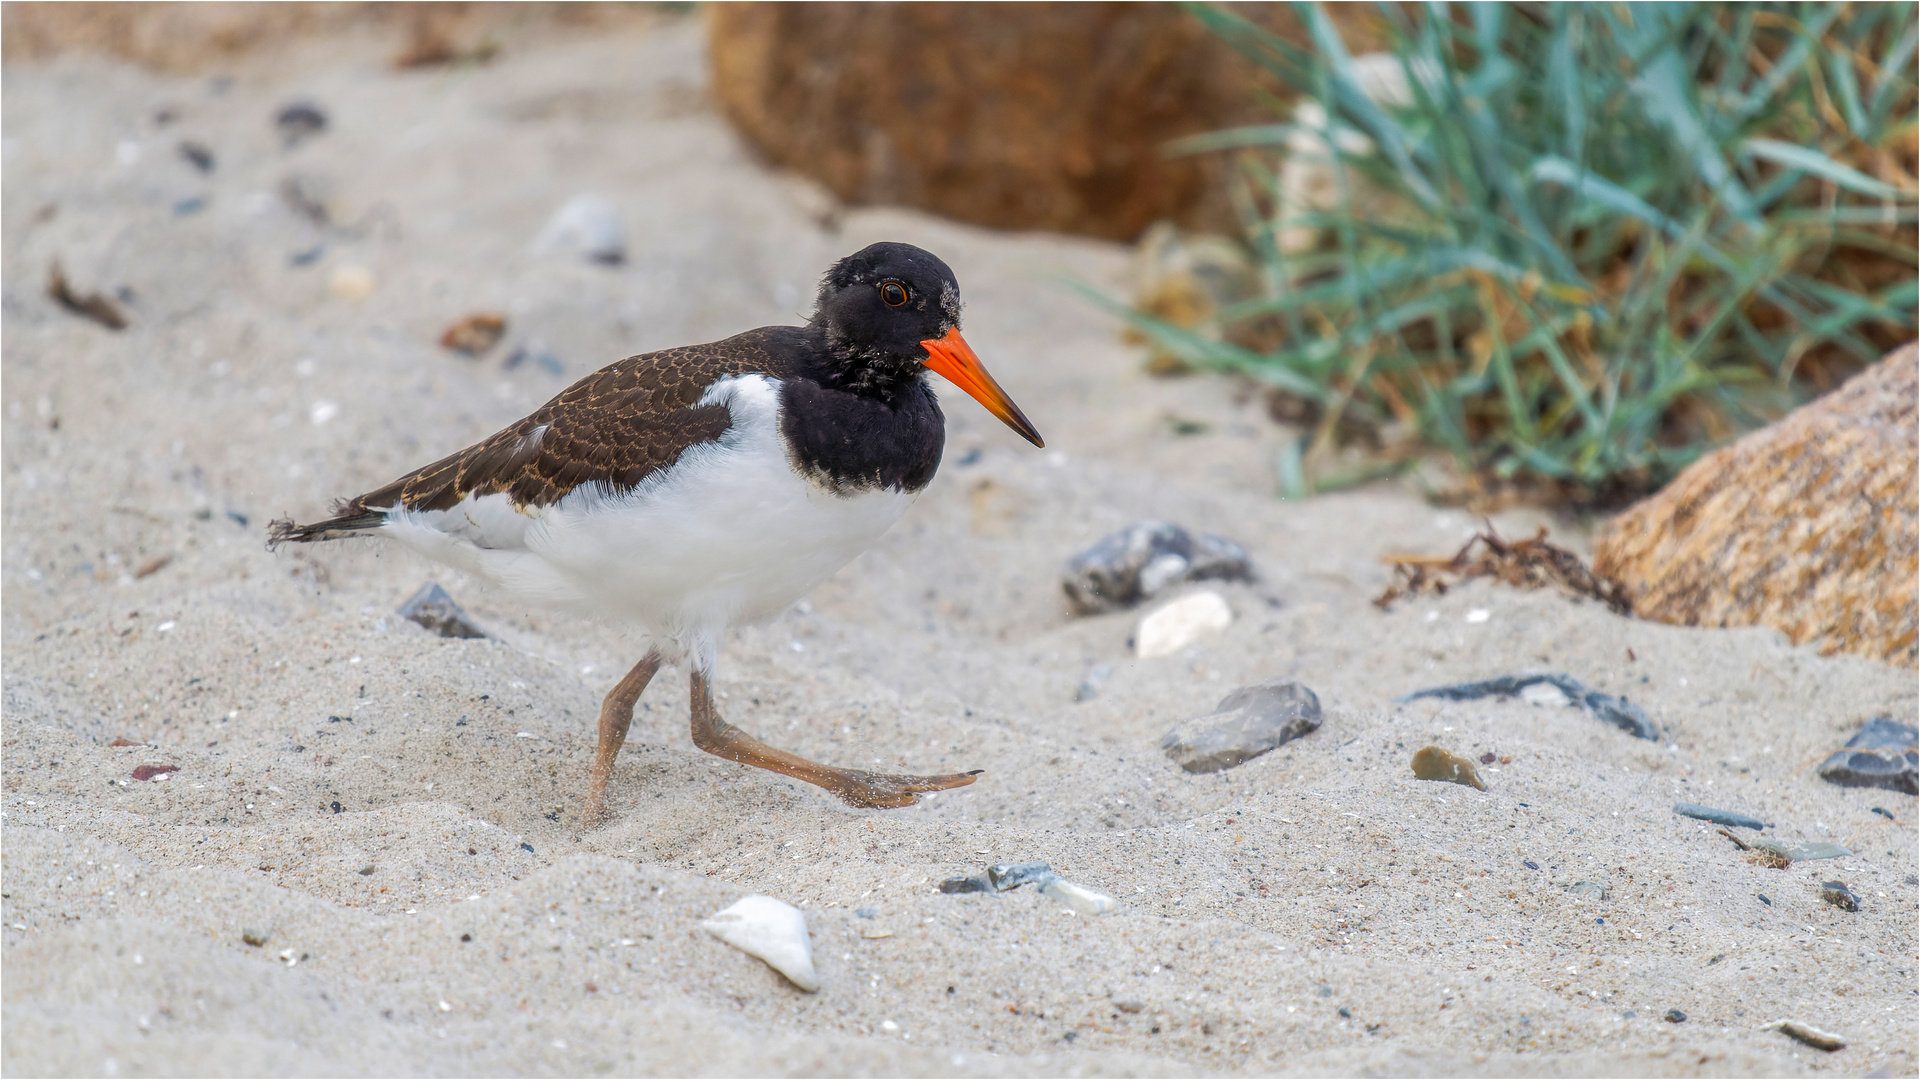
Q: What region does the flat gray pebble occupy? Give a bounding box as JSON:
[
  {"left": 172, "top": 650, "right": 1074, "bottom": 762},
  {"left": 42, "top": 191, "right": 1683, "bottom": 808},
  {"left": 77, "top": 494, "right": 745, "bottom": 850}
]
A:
[{"left": 1161, "top": 679, "right": 1321, "bottom": 774}]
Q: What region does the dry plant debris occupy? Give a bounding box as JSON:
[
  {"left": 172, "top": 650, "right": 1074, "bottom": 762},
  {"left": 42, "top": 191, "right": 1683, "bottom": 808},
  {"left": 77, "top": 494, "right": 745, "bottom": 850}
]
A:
[
  {"left": 1374, "top": 525, "right": 1630, "bottom": 615},
  {"left": 47, "top": 262, "right": 127, "bottom": 330}
]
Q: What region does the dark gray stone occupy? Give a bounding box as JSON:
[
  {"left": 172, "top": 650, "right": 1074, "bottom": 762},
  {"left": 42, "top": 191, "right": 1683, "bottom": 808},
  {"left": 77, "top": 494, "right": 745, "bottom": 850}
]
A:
[
  {"left": 1817, "top": 716, "right": 1917, "bottom": 795},
  {"left": 1673, "top": 802, "right": 1767, "bottom": 830},
  {"left": 938, "top": 876, "right": 992, "bottom": 895},
  {"left": 1161, "top": 680, "right": 1322, "bottom": 774},
  {"left": 1818, "top": 881, "right": 1859, "bottom": 912},
  {"left": 274, "top": 100, "right": 327, "bottom": 146},
  {"left": 1061, "top": 521, "right": 1252, "bottom": 615},
  {"left": 397, "top": 582, "right": 488, "bottom": 639},
  {"left": 1398, "top": 672, "right": 1657, "bottom": 740},
  {"left": 1664, "top": 1009, "right": 1686, "bottom": 1023}
]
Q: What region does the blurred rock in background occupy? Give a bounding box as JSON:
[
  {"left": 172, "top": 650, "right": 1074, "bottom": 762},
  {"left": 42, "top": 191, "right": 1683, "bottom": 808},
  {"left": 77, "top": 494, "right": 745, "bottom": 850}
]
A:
[
  {"left": 707, "top": 2, "right": 1387, "bottom": 242},
  {"left": 1594, "top": 342, "right": 1919, "bottom": 666}
]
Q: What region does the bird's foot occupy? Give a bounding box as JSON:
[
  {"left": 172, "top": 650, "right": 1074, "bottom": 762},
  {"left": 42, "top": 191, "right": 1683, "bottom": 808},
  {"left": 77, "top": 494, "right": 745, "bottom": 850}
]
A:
[
  {"left": 828, "top": 768, "right": 982, "bottom": 809},
  {"left": 581, "top": 791, "right": 615, "bottom": 829}
]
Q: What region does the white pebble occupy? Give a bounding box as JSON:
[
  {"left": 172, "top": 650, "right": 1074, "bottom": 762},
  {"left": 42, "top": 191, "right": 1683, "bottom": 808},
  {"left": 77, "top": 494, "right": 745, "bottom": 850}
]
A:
[
  {"left": 1520, "top": 682, "right": 1573, "bottom": 708},
  {"left": 534, "top": 193, "right": 626, "bottom": 265},
  {"left": 1135, "top": 591, "right": 1232, "bottom": 658},
  {"left": 1465, "top": 608, "right": 1490, "bottom": 623},
  {"left": 328, "top": 266, "right": 374, "bottom": 301},
  {"left": 1039, "top": 877, "right": 1116, "bottom": 916},
  {"left": 701, "top": 895, "right": 818, "bottom": 992}
]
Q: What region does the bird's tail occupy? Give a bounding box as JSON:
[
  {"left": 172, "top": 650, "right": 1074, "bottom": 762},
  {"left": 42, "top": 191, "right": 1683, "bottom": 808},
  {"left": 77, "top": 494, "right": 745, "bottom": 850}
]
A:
[{"left": 266, "top": 500, "right": 387, "bottom": 548}]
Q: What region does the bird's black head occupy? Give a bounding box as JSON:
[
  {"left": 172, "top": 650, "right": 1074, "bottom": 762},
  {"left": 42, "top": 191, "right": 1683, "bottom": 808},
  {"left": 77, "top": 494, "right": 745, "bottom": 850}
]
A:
[
  {"left": 811, "top": 242, "right": 962, "bottom": 379},
  {"left": 809, "top": 242, "right": 1042, "bottom": 446}
]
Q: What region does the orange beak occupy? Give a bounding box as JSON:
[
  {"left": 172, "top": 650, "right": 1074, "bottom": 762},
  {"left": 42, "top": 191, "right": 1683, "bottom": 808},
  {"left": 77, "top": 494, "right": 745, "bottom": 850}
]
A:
[{"left": 918, "top": 327, "right": 1044, "bottom": 448}]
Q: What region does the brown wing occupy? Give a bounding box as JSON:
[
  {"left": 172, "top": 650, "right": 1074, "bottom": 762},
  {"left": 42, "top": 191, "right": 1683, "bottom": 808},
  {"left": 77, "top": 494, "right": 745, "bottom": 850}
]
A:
[
  {"left": 268, "top": 329, "right": 803, "bottom": 546},
  {"left": 360, "top": 331, "right": 801, "bottom": 514}
]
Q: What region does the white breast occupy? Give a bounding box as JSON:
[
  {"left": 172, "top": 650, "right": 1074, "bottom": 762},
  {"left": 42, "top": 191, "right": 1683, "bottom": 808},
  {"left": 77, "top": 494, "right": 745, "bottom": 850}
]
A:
[{"left": 382, "top": 375, "right": 916, "bottom": 665}]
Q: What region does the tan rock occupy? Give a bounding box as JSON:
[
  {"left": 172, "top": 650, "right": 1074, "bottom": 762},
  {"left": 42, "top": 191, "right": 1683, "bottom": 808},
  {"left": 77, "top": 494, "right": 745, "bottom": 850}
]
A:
[
  {"left": 1593, "top": 344, "right": 1918, "bottom": 665},
  {"left": 706, "top": 3, "right": 1388, "bottom": 241}
]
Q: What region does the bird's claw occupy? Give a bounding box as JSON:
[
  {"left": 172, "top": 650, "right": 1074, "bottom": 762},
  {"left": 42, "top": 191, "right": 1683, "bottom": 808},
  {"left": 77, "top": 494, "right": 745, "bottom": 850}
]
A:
[{"left": 833, "top": 768, "right": 981, "bottom": 809}]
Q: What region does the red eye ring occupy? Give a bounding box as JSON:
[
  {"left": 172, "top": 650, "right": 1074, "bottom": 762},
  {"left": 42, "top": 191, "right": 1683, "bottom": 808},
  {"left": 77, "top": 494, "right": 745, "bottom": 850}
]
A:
[{"left": 879, "top": 281, "right": 909, "bottom": 307}]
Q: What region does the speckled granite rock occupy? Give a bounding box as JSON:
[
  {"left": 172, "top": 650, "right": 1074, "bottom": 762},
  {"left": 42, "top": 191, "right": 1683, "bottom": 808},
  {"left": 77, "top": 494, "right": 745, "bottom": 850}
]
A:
[{"left": 1594, "top": 343, "right": 1918, "bottom": 665}]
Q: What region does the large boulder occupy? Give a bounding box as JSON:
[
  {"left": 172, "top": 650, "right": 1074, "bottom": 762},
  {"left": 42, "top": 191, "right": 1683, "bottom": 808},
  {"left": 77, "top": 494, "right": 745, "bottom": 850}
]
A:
[
  {"left": 706, "top": 3, "right": 1387, "bottom": 242},
  {"left": 1593, "top": 344, "right": 1918, "bottom": 665}
]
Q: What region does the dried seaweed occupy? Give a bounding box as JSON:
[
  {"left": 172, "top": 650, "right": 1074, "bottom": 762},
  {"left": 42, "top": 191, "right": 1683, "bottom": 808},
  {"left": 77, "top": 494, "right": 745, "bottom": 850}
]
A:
[{"left": 1374, "top": 525, "right": 1631, "bottom": 615}]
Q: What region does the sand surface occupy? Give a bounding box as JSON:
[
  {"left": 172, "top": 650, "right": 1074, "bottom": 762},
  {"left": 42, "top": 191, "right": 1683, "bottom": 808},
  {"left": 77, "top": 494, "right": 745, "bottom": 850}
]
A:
[{"left": 4, "top": 16, "right": 1916, "bottom": 1077}]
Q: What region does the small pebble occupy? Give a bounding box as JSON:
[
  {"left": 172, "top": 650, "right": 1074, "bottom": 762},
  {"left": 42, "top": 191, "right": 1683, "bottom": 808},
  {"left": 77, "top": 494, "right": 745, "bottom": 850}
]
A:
[
  {"left": 177, "top": 140, "right": 215, "bottom": 173},
  {"left": 701, "top": 895, "right": 818, "bottom": 992},
  {"left": 131, "top": 764, "right": 178, "bottom": 781},
  {"left": 986, "top": 862, "right": 1055, "bottom": 891},
  {"left": 535, "top": 193, "right": 626, "bottom": 265},
  {"left": 1160, "top": 679, "right": 1321, "bottom": 773},
  {"left": 503, "top": 340, "right": 565, "bottom": 375},
  {"left": 1410, "top": 746, "right": 1485, "bottom": 791},
  {"left": 1772, "top": 1018, "right": 1846, "bottom": 1052},
  {"left": 358, "top": 864, "right": 375, "bottom": 876},
  {"left": 1664, "top": 1009, "right": 1686, "bottom": 1023},
  {"left": 1818, "top": 881, "right": 1859, "bottom": 912},
  {"left": 1478, "top": 752, "right": 1495, "bottom": 764},
  {"left": 1073, "top": 663, "right": 1112, "bottom": 703},
  {"left": 440, "top": 312, "right": 507, "bottom": 356},
  {"left": 1673, "top": 802, "right": 1766, "bottom": 830},
  {"left": 1135, "top": 591, "right": 1232, "bottom": 659},
  {"left": 1564, "top": 881, "right": 1607, "bottom": 901},
  {"left": 240, "top": 928, "right": 271, "bottom": 947},
  {"left": 1518, "top": 681, "right": 1570, "bottom": 707},
  {"left": 1337, "top": 1006, "right": 1351, "bottom": 1018},
  {"left": 1060, "top": 521, "right": 1252, "bottom": 615},
  {"left": 1039, "top": 877, "right": 1116, "bottom": 916},
  {"left": 1757, "top": 893, "right": 1771, "bottom": 906},
  {"left": 397, "top": 581, "right": 488, "bottom": 639},
  {"left": 1523, "top": 859, "right": 1539, "bottom": 870},
  {"left": 1871, "top": 806, "right": 1895, "bottom": 820},
  {"left": 854, "top": 907, "right": 878, "bottom": 919},
  {"left": 328, "top": 266, "right": 375, "bottom": 302},
  {"left": 1114, "top": 1000, "right": 1145, "bottom": 1014},
  {"left": 274, "top": 100, "right": 327, "bottom": 145},
  {"left": 938, "top": 876, "right": 991, "bottom": 895}
]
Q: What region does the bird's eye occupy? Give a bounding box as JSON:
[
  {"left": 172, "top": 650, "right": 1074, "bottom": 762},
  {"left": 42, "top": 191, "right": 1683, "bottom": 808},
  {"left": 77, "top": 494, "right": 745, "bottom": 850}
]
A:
[{"left": 879, "top": 281, "right": 909, "bottom": 307}]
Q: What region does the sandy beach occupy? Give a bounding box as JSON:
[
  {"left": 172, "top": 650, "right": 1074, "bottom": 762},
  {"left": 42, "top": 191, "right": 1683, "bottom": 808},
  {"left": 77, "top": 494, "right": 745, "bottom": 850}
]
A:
[{"left": 3, "top": 15, "right": 1915, "bottom": 1076}]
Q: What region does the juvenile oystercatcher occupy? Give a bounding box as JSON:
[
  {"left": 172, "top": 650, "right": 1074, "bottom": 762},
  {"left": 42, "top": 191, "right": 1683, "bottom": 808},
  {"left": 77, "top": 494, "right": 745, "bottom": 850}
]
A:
[{"left": 270, "top": 242, "right": 1042, "bottom": 823}]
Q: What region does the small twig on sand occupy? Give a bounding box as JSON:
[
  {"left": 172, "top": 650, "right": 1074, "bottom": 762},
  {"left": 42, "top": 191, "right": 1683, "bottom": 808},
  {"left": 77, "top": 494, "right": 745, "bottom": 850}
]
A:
[{"left": 1374, "top": 524, "right": 1631, "bottom": 615}]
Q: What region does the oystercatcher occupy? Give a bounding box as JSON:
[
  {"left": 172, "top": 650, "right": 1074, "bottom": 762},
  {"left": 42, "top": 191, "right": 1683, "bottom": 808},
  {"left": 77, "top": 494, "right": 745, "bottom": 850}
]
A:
[{"left": 270, "top": 242, "right": 1042, "bottom": 823}]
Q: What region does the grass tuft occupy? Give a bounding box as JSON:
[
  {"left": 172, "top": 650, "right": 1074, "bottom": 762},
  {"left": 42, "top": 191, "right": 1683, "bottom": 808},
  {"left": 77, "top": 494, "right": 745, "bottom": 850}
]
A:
[{"left": 1126, "top": 2, "right": 1917, "bottom": 502}]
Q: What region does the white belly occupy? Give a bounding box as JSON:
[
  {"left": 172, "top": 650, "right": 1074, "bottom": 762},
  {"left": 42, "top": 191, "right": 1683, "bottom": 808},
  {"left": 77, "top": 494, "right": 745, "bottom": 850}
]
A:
[{"left": 381, "top": 375, "right": 915, "bottom": 663}]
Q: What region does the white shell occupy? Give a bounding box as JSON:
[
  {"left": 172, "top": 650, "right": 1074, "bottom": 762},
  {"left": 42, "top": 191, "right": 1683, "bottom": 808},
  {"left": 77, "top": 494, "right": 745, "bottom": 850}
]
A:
[
  {"left": 1039, "top": 878, "right": 1117, "bottom": 916},
  {"left": 1135, "top": 591, "right": 1232, "bottom": 659},
  {"left": 701, "top": 895, "right": 818, "bottom": 992}
]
